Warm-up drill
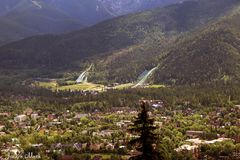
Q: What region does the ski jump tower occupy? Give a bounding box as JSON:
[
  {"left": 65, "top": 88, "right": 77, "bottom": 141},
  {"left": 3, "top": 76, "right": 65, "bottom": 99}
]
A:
[
  {"left": 76, "top": 64, "right": 93, "bottom": 83},
  {"left": 132, "top": 66, "right": 158, "bottom": 88}
]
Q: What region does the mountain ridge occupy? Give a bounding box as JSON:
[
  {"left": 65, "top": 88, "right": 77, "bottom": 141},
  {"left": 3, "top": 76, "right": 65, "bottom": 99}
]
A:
[
  {"left": 0, "top": 0, "right": 239, "bottom": 85},
  {"left": 0, "top": 0, "right": 185, "bottom": 46}
]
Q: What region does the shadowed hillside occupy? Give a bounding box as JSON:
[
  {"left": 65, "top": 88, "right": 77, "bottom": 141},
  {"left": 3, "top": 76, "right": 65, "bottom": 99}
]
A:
[
  {"left": 0, "top": 0, "right": 239, "bottom": 85},
  {"left": 153, "top": 10, "right": 240, "bottom": 85}
]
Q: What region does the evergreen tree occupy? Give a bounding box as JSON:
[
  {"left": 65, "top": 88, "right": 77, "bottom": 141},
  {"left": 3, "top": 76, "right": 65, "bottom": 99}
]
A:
[{"left": 129, "top": 102, "right": 159, "bottom": 160}]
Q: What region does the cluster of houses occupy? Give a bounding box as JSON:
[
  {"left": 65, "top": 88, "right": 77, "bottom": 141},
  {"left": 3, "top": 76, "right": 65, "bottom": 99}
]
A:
[
  {"left": 176, "top": 131, "right": 233, "bottom": 159},
  {"left": 174, "top": 105, "right": 240, "bottom": 159},
  {"left": 0, "top": 101, "right": 170, "bottom": 158},
  {"left": 0, "top": 107, "right": 139, "bottom": 158},
  {"left": 140, "top": 99, "right": 165, "bottom": 109},
  {"left": 0, "top": 100, "right": 239, "bottom": 159}
]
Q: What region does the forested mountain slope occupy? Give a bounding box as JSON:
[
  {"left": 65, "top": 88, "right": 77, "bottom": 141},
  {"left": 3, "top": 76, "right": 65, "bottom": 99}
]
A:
[
  {"left": 0, "top": 0, "right": 239, "bottom": 85},
  {"left": 153, "top": 10, "right": 240, "bottom": 84},
  {"left": 0, "top": 0, "right": 237, "bottom": 68},
  {"left": 88, "top": 0, "right": 240, "bottom": 83}
]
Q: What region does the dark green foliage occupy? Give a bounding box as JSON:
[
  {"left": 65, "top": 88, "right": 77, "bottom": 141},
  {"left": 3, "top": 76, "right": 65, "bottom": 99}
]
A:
[
  {"left": 0, "top": 80, "right": 240, "bottom": 160},
  {"left": 129, "top": 102, "right": 159, "bottom": 160},
  {"left": 200, "top": 141, "right": 239, "bottom": 159}
]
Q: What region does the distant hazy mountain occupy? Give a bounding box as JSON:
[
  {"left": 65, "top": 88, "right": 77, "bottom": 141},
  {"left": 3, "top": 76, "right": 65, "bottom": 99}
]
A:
[
  {"left": 0, "top": 0, "right": 185, "bottom": 23},
  {"left": 0, "top": 0, "right": 85, "bottom": 45},
  {"left": 0, "top": 0, "right": 185, "bottom": 45},
  {"left": 96, "top": 0, "right": 185, "bottom": 16}
]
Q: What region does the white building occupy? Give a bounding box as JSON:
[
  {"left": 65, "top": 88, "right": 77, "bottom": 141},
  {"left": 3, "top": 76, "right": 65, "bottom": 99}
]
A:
[
  {"left": 14, "top": 115, "right": 27, "bottom": 122},
  {"left": 186, "top": 138, "right": 232, "bottom": 145},
  {"left": 175, "top": 144, "right": 199, "bottom": 152},
  {"left": 31, "top": 113, "right": 39, "bottom": 120}
]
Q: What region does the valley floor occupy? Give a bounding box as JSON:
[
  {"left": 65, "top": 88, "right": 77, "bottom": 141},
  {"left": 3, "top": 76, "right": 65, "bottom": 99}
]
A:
[{"left": 0, "top": 84, "right": 239, "bottom": 159}]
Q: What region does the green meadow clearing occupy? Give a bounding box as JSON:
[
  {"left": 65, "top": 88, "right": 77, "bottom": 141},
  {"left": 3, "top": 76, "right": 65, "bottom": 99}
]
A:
[
  {"left": 36, "top": 81, "right": 104, "bottom": 91},
  {"left": 35, "top": 80, "right": 165, "bottom": 91}
]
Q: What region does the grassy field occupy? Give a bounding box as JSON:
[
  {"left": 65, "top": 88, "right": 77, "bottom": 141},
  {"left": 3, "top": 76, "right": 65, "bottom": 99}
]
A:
[
  {"left": 35, "top": 80, "right": 165, "bottom": 91},
  {"left": 148, "top": 84, "right": 165, "bottom": 88},
  {"left": 114, "top": 83, "right": 134, "bottom": 89},
  {"left": 36, "top": 81, "right": 104, "bottom": 91},
  {"left": 114, "top": 83, "right": 165, "bottom": 89}
]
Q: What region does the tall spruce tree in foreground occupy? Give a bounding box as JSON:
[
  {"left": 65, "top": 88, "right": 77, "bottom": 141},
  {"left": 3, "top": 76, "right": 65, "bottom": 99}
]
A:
[{"left": 129, "top": 102, "right": 159, "bottom": 160}]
